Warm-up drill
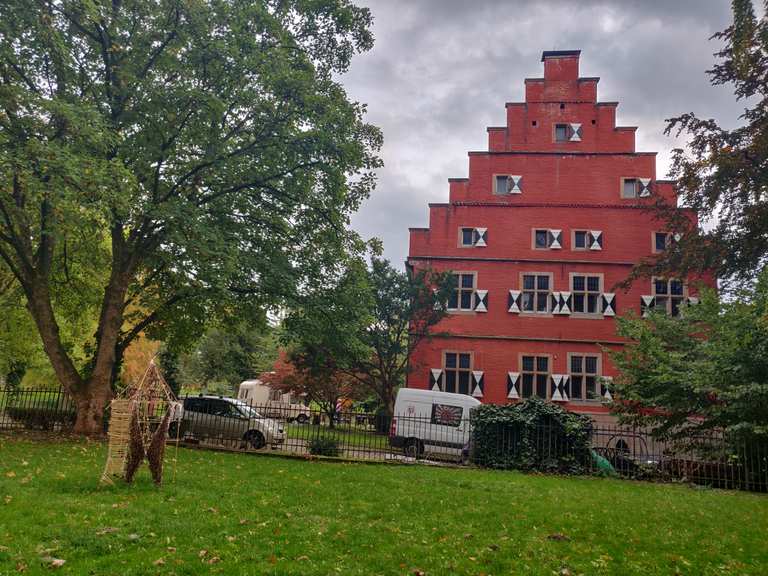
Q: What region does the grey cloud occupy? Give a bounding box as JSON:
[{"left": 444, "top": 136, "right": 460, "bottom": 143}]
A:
[{"left": 342, "top": 0, "right": 744, "bottom": 266}]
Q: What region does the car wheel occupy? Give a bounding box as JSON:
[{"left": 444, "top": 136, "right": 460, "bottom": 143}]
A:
[
  {"left": 244, "top": 430, "right": 266, "bottom": 450},
  {"left": 295, "top": 414, "right": 308, "bottom": 425},
  {"left": 404, "top": 438, "right": 423, "bottom": 459},
  {"left": 167, "top": 421, "right": 180, "bottom": 439}
]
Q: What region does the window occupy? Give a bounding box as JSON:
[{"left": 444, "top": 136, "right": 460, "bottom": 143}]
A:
[
  {"left": 521, "top": 355, "right": 550, "bottom": 399},
  {"left": 573, "top": 230, "right": 587, "bottom": 250},
  {"left": 554, "top": 123, "right": 569, "bottom": 142},
  {"left": 448, "top": 273, "right": 475, "bottom": 311},
  {"left": 653, "top": 278, "right": 685, "bottom": 316},
  {"left": 571, "top": 274, "right": 602, "bottom": 315},
  {"left": 532, "top": 228, "right": 561, "bottom": 249},
  {"left": 443, "top": 352, "right": 471, "bottom": 394},
  {"left": 269, "top": 389, "right": 282, "bottom": 401},
  {"left": 622, "top": 178, "right": 638, "bottom": 198},
  {"left": 569, "top": 355, "right": 600, "bottom": 401},
  {"left": 534, "top": 229, "right": 548, "bottom": 249},
  {"left": 460, "top": 227, "right": 476, "bottom": 246},
  {"left": 494, "top": 174, "right": 522, "bottom": 194},
  {"left": 654, "top": 232, "right": 669, "bottom": 253},
  {"left": 554, "top": 123, "right": 581, "bottom": 142},
  {"left": 430, "top": 403, "right": 463, "bottom": 427},
  {"left": 521, "top": 273, "right": 551, "bottom": 313}
]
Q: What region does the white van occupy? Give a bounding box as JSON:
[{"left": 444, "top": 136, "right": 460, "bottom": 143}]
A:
[
  {"left": 390, "top": 388, "right": 480, "bottom": 460},
  {"left": 237, "top": 379, "right": 310, "bottom": 424}
]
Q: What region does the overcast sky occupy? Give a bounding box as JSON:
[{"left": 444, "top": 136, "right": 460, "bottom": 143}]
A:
[{"left": 340, "top": 0, "right": 745, "bottom": 267}]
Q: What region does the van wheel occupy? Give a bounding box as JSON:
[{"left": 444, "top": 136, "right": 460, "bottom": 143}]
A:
[
  {"left": 295, "top": 414, "right": 308, "bottom": 425},
  {"left": 404, "top": 438, "right": 424, "bottom": 459},
  {"left": 167, "top": 421, "right": 180, "bottom": 439},
  {"left": 244, "top": 430, "right": 266, "bottom": 450}
]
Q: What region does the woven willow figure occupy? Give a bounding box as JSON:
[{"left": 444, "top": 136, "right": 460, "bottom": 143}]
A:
[{"left": 101, "top": 360, "right": 178, "bottom": 485}]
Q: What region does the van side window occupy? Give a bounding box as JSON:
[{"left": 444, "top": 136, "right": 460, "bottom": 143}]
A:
[
  {"left": 269, "top": 389, "right": 282, "bottom": 401},
  {"left": 430, "top": 403, "right": 463, "bottom": 428}
]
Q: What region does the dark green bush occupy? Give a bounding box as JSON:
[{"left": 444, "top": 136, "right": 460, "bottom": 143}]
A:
[
  {"left": 6, "top": 406, "right": 76, "bottom": 430},
  {"left": 308, "top": 437, "right": 341, "bottom": 457},
  {"left": 470, "top": 398, "right": 593, "bottom": 474}
]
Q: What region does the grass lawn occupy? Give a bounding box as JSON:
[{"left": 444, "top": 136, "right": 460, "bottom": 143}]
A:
[
  {"left": 284, "top": 422, "right": 393, "bottom": 451},
  {"left": 1, "top": 435, "right": 767, "bottom": 575}
]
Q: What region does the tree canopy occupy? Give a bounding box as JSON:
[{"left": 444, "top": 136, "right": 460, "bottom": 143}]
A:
[
  {"left": 0, "top": 0, "right": 380, "bottom": 433},
  {"left": 610, "top": 274, "right": 768, "bottom": 442},
  {"left": 283, "top": 255, "right": 453, "bottom": 416},
  {"left": 634, "top": 0, "right": 768, "bottom": 287}
]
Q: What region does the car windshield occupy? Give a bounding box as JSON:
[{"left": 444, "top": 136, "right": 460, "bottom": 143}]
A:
[{"left": 234, "top": 402, "right": 263, "bottom": 419}]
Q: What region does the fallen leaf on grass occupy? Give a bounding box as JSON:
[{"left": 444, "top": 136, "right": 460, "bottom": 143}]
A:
[
  {"left": 226, "top": 536, "right": 236, "bottom": 542},
  {"left": 127, "top": 534, "right": 140, "bottom": 541},
  {"left": 547, "top": 533, "right": 570, "bottom": 542},
  {"left": 15, "top": 561, "right": 26, "bottom": 572},
  {"left": 153, "top": 558, "right": 165, "bottom": 566},
  {"left": 95, "top": 527, "right": 119, "bottom": 536},
  {"left": 41, "top": 557, "right": 65, "bottom": 568},
  {"left": 239, "top": 519, "right": 248, "bottom": 525},
  {"left": 296, "top": 556, "right": 309, "bottom": 562},
  {"left": 167, "top": 547, "right": 176, "bottom": 553},
  {"left": 208, "top": 556, "right": 221, "bottom": 565},
  {"left": 5, "top": 471, "right": 15, "bottom": 478},
  {"left": 413, "top": 570, "right": 426, "bottom": 576},
  {"left": 198, "top": 550, "right": 207, "bottom": 558}
]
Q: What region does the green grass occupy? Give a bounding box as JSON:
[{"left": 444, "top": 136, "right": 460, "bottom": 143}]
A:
[
  {"left": 0, "top": 435, "right": 767, "bottom": 575},
  {"left": 284, "top": 422, "right": 392, "bottom": 451}
]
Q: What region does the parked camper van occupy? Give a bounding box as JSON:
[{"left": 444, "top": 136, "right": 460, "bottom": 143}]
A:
[
  {"left": 237, "top": 379, "right": 310, "bottom": 423},
  {"left": 389, "top": 388, "right": 480, "bottom": 460}
]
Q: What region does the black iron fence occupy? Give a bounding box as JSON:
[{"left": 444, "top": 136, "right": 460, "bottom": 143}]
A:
[{"left": 2, "top": 388, "right": 766, "bottom": 492}]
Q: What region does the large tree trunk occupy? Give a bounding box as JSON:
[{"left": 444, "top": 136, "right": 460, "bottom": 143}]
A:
[{"left": 72, "top": 376, "right": 113, "bottom": 435}]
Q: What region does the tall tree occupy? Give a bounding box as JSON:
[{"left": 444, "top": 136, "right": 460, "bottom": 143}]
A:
[
  {"left": 0, "top": 0, "right": 381, "bottom": 434},
  {"left": 609, "top": 275, "right": 768, "bottom": 443},
  {"left": 284, "top": 256, "right": 453, "bottom": 417},
  {"left": 632, "top": 0, "right": 768, "bottom": 287}
]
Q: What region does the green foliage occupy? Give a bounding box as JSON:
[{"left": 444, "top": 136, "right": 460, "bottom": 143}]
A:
[
  {"left": 0, "top": 0, "right": 381, "bottom": 425},
  {"left": 634, "top": 0, "right": 768, "bottom": 287},
  {"left": 611, "top": 271, "right": 768, "bottom": 443},
  {"left": 308, "top": 436, "right": 341, "bottom": 457},
  {"left": 471, "top": 398, "right": 594, "bottom": 474},
  {"left": 176, "top": 322, "right": 280, "bottom": 394},
  {"left": 284, "top": 254, "right": 454, "bottom": 414}
]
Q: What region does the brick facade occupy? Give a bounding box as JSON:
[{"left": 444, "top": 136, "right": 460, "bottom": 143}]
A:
[{"left": 406, "top": 50, "right": 715, "bottom": 417}]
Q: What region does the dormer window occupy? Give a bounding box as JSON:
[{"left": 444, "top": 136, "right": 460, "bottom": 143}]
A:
[
  {"left": 554, "top": 123, "right": 582, "bottom": 142},
  {"left": 621, "top": 177, "right": 652, "bottom": 198},
  {"left": 494, "top": 175, "right": 522, "bottom": 195}
]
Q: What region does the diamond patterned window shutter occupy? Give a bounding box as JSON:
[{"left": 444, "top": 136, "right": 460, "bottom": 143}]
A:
[
  {"left": 601, "top": 293, "right": 616, "bottom": 316},
  {"left": 600, "top": 376, "right": 613, "bottom": 402},
  {"left": 507, "top": 372, "right": 520, "bottom": 399},
  {"left": 474, "top": 289, "right": 488, "bottom": 312},
  {"left": 471, "top": 371, "right": 484, "bottom": 398},
  {"left": 548, "top": 229, "right": 562, "bottom": 249},
  {"left": 474, "top": 228, "right": 487, "bottom": 247},
  {"left": 641, "top": 295, "right": 655, "bottom": 317},
  {"left": 430, "top": 369, "right": 443, "bottom": 391},
  {"left": 569, "top": 123, "right": 582, "bottom": 142},
  {"left": 589, "top": 230, "right": 603, "bottom": 250},
  {"left": 550, "top": 291, "right": 561, "bottom": 314},
  {"left": 508, "top": 290, "right": 521, "bottom": 313},
  {"left": 551, "top": 374, "right": 569, "bottom": 401},
  {"left": 638, "top": 178, "right": 652, "bottom": 197},
  {"left": 508, "top": 175, "right": 523, "bottom": 194},
  {"left": 551, "top": 292, "right": 571, "bottom": 315}
]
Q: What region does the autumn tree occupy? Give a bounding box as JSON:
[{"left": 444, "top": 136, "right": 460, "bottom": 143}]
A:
[
  {"left": 0, "top": 0, "right": 380, "bottom": 434},
  {"left": 632, "top": 0, "right": 768, "bottom": 288},
  {"left": 261, "top": 349, "right": 358, "bottom": 428}
]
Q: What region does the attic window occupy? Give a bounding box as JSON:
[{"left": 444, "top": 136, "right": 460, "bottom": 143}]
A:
[
  {"left": 622, "top": 178, "right": 638, "bottom": 198},
  {"left": 559, "top": 103, "right": 565, "bottom": 110},
  {"left": 554, "top": 123, "right": 582, "bottom": 142},
  {"left": 555, "top": 124, "right": 568, "bottom": 142},
  {"left": 531, "top": 120, "right": 537, "bottom": 127}
]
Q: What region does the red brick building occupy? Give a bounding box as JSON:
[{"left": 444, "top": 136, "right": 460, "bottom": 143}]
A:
[{"left": 406, "top": 50, "right": 715, "bottom": 418}]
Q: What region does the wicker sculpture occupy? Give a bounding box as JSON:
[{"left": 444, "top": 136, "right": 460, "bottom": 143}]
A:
[{"left": 101, "top": 360, "right": 178, "bottom": 485}]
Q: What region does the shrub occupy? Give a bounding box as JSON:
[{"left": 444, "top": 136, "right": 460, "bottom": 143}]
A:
[
  {"left": 308, "top": 437, "right": 341, "bottom": 457},
  {"left": 470, "top": 398, "right": 593, "bottom": 474},
  {"left": 6, "top": 406, "right": 76, "bottom": 430}
]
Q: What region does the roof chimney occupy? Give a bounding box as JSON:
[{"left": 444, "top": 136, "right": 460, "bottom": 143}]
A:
[{"left": 542, "top": 50, "right": 580, "bottom": 82}]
